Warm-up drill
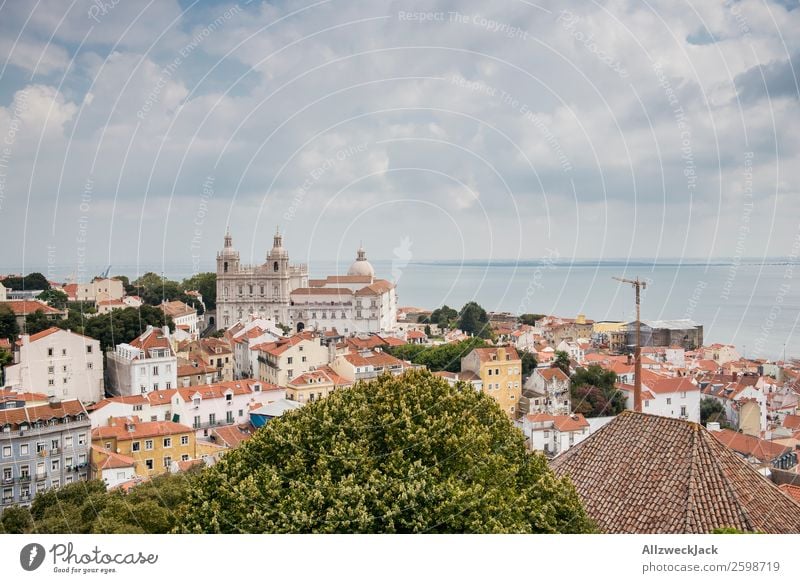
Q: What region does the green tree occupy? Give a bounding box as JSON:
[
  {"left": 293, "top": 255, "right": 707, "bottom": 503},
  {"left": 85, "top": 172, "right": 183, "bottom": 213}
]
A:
[
  {"left": 700, "top": 398, "right": 729, "bottom": 427},
  {"left": 23, "top": 310, "right": 52, "bottom": 335},
  {"left": 570, "top": 365, "right": 626, "bottom": 417},
  {"left": 387, "top": 337, "right": 488, "bottom": 372},
  {"left": 0, "top": 506, "right": 33, "bottom": 533},
  {"left": 458, "top": 301, "right": 491, "bottom": 338},
  {"left": 423, "top": 324, "right": 432, "bottom": 337},
  {"left": 82, "top": 306, "right": 173, "bottom": 350},
  {"left": 552, "top": 350, "right": 571, "bottom": 375},
  {"left": 177, "top": 369, "right": 595, "bottom": 533},
  {"left": 181, "top": 272, "right": 216, "bottom": 310},
  {"left": 1, "top": 272, "right": 50, "bottom": 291},
  {"left": 429, "top": 305, "right": 458, "bottom": 328},
  {"left": 520, "top": 350, "right": 538, "bottom": 379},
  {"left": 0, "top": 304, "right": 19, "bottom": 340},
  {"left": 37, "top": 288, "right": 69, "bottom": 309}
]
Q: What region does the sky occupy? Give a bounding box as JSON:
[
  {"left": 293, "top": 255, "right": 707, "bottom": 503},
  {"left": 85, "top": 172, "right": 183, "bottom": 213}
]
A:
[{"left": 0, "top": 0, "right": 798, "bottom": 278}]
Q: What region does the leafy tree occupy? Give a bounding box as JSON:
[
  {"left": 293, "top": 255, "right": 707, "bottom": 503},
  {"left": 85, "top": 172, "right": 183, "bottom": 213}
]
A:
[
  {"left": 570, "top": 365, "right": 626, "bottom": 417},
  {"left": 518, "top": 314, "right": 546, "bottom": 326},
  {"left": 1, "top": 272, "right": 50, "bottom": 291},
  {"left": 177, "top": 369, "right": 595, "bottom": 533},
  {"left": 37, "top": 288, "right": 68, "bottom": 309},
  {"left": 458, "top": 301, "right": 491, "bottom": 338},
  {"left": 428, "top": 305, "right": 458, "bottom": 328},
  {"left": 0, "top": 304, "right": 19, "bottom": 340},
  {"left": 423, "top": 324, "right": 432, "bottom": 337},
  {"left": 82, "top": 306, "right": 173, "bottom": 350},
  {"left": 701, "top": 398, "right": 729, "bottom": 427},
  {"left": 387, "top": 337, "right": 488, "bottom": 372},
  {"left": 23, "top": 310, "right": 52, "bottom": 335},
  {"left": 520, "top": 350, "right": 538, "bottom": 379},
  {"left": 552, "top": 350, "right": 571, "bottom": 375},
  {"left": 0, "top": 506, "right": 33, "bottom": 533},
  {"left": 181, "top": 272, "right": 216, "bottom": 310}
]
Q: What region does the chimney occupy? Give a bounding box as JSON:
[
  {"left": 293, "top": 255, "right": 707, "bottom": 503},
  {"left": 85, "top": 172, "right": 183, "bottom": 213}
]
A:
[
  {"left": 732, "top": 371, "right": 738, "bottom": 381},
  {"left": 627, "top": 353, "right": 632, "bottom": 366},
  {"left": 48, "top": 395, "right": 61, "bottom": 408}
]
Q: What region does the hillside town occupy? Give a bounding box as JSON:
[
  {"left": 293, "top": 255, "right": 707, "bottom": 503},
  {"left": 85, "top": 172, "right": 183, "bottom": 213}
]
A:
[{"left": 0, "top": 231, "right": 799, "bottom": 533}]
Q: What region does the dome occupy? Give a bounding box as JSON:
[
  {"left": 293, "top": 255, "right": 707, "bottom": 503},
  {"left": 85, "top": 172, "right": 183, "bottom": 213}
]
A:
[{"left": 347, "top": 246, "right": 374, "bottom": 279}]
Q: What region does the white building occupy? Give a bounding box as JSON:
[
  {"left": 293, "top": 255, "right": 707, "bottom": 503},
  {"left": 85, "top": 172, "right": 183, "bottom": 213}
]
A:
[
  {"left": 252, "top": 331, "right": 331, "bottom": 387},
  {"left": 91, "top": 446, "right": 137, "bottom": 489},
  {"left": 556, "top": 339, "right": 585, "bottom": 363},
  {"left": 105, "top": 326, "right": 177, "bottom": 397},
  {"left": 67, "top": 278, "right": 125, "bottom": 303},
  {"left": 227, "top": 318, "right": 285, "bottom": 379},
  {"left": 288, "top": 246, "right": 398, "bottom": 336},
  {"left": 330, "top": 349, "right": 412, "bottom": 382},
  {"left": 521, "top": 413, "right": 590, "bottom": 456},
  {"left": 525, "top": 367, "right": 571, "bottom": 415},
  {"left": 216, "top": 229, "right": 308, "bottom": 328},
  {"left": 619, "top": 376, "right": 701, "bottom": 422},
  {"left": 4, "top": 327, "right": 104, "bottom": 403},
  {"left": 160, "top": 300, "right": 199, "bottom": 337}
]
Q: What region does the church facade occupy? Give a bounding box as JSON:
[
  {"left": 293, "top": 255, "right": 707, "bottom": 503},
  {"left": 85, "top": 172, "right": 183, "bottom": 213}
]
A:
[
  {"left": 216, "top": 231, "right": 397, "bottom": 335},
  {"left": 216, "top": 230, "right": 308, "bottom": 328}
]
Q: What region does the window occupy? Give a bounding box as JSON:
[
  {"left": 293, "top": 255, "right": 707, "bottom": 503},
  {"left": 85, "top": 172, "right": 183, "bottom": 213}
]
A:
[
  {"left": 65, "top": 457, "right": 72, "bottom": 468},
  {"left": 681, "top": 391, "right": 687, "bottom": 398},
  {"left": 209, "top": 414, "right": 216, "bottom": 425},
  {"left": 51, "top": 460, "right": 59, "bottom": 472},
  {"left": 226, "top": 411, "right": 234, "bottom": 424},
  {"left": 644, "top": 400, "right": 650, "bottom": 408},
  {"left": 48, "top": 348, "right": 54, "bottom": 357},
  {"left": 20, "top": 444, "right": 28, "bottom": 456},
  {"left": 132, "top": 442, "right": 141, "bottom": 452},
  {"left": 87, "top": 345, "right": 93, "bottom": 354},
  {"left": 487, "top": 369, "right": 492, "bottom": 376},
  {"left": 150, "top": 415, "right": 158, "bottom": 422},
  {"left": 153, "top": 365, "right": 159, "bottom": 375},
  {"left": 20, "top": 465, "right": 29, "bottom": 478},
  {"left": 133, "top": 404, "right": 143, "bottom": 411},
  {"left": 163, "top": 438, "right": 172, "bottom": 448},
  {"left": 3, "top": 467, "right": 11, "bottom": 480},
  {"left": 65, "top": 476, "right": 73, "bottom": 484},
  {"left": 51, "top": 439, "right": 59, "bottom": 450},
  {"left": 302, "top": 356, "right": 307, "bottom": 363},
  {"left": 145, "top": 440, "right": 153, "bottom": 451},
  {"left": 543, "top": 430, "right": 550, "bottom": 438},
  {"left": 145, "top": 459, "right": 154, "bottom": 470},
  {"left": 238, "top": 409, "right": 243, "bottom": 417},
  {"left": 51, "top": 479, "right": 60, "bottom": 488},
  {"left": 48, "top": 379, "right": 54, "bottom": 386},
  {"left": 666, "top": 398, "right": 672, "bottom": 405},
  {"left": 78, "top": 433, "right": 86, "bottom": 445},
  {"left": 287, "top": 370, "right": 293, "bottom": 378},
  {"left": 181, "top": 454, "right": 190, "bottom": 462},
  {"left": 87, "top": 362, "right": 93, "bottom": 369},
  {"left": 78, "top": 454, "right": 86, "bottom": 463},
  {"left": 287, "top": 357, "right": 293, "bottom": 364},
  {"left": 48, "top": 366, "right": 54, "bottom": 374},
  {"left": 163, "top": 456, "right": 172, "bottom": 468},
  {"left": 193, "top": 416, "right": 201, "bottom": 429},
  {"left": 180, "top": 435, "right": 189, "bottom": 446},
  {"left": 225, "top": 393, "right": 232, "bottom": 402},
  {"left": 62, "top": 348, "right": 67, "bottom": 356},
  {"left": 36, "top": 442, "right": 46, "bottom": 453},
  {"left": 681, "top": 406, "right": 687, "bottom": 417},
  {"left": 104, "top": 442, "right": 112, "bottom": 450}
]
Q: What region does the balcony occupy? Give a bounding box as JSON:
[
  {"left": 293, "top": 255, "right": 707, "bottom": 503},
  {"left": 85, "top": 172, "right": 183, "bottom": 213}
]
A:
[
  {"left": 51, "top": 447, "right": 60, "bottom": 455},
  {"left": 35, "top": 472, "right": 47, "bottom": 481},
  {"left": 2, "top": 477, "right": 13, "bottom": 485},
  {"left": 2, "top": 497, "right": 13, "bottom": 505},
  {"left": 18, "top": 475, "right": 31, "bottom": 483}
]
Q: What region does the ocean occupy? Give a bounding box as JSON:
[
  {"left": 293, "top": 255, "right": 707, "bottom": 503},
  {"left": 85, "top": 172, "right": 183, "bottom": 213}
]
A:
[{"left": 4, "top": 258, "right": 798, "bottom": 360}]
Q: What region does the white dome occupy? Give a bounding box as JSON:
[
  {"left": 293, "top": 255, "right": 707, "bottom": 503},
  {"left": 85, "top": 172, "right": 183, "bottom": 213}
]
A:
[{"left": 347, "top": 246, "right": 375, "bottom": 278}]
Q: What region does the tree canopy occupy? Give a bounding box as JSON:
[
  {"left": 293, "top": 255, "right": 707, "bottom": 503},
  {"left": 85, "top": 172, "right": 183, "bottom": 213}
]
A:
[
  {"left": 458, "top": 301, "right": 491, "bottom": 338},
  {"left": 552, "top": 350, "right": 571, "bottom": 375},
  {"left": 0, "top": 304, "right": 19, "bottom": 341},
  {"left": 520, "top": 350, "right": 538, "bottom": 379},
  {"left": 177, "top": 369, "right": 595, "bottom": 533},
  {"left": 387, "top": 337, "right": 488, "bottom": 372},
  {"left": 570, "top": 365, "right": 626, "bottom": 418},
  {"left": 701, "top": 397, "right": 729, "bottom": 428},
  {"left": 37, "top": 288, "right": 69, "bottom": 309},
  {"left": 518, "top": 313, "right": 546, "bottom": 326},
  {"left": 131, "top": 272, "right": 213, "bottom": 314},
  {"left": 1, "top": 272, "right": 50, "bottom": 291}
]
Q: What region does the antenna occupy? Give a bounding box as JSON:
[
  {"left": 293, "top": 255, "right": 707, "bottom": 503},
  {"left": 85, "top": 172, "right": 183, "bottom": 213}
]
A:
[{"left": 613, "top": 276, "right": 647, "bottom": 413}]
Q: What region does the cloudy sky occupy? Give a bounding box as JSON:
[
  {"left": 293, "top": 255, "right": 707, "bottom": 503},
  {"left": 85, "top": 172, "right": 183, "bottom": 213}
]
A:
[{"left": 0, "top": 0, "right": 798, "bottom": 277}]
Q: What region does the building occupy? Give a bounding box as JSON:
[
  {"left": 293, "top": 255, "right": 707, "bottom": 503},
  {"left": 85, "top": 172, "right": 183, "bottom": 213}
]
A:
[
  {"left": 288, "top": 246, "right": 398, "bottom": 335},
  {"left": 330, "top": 349, "right": 413, "bottom": 382},
  {"left": 618, "top": 376, "right": 701, "bottom": 422},
  {"left": 521, "top": 413, "right": 590, "bottom": 456},
  {"left": 460, "top": 346, "right": 522, "bottom": 419},
  {"left": 699, "top": 376, "right": 767, "bottom": 436},
  {"left": 216, "top": 229, "right": 308, "bottom": 328},
  {"left": 0, "top": 397, "right": 91, "bottom": 510},
  {"left": 91, "top": 416, "right": 196, "bottom": 478},
  {"left": 625, "top": 319, "right": 704, "bottom": 350},
  {"left": 226, "top": 317, "right": 285, "bottom": 379},
  {"left": 67, "top": 278, "right": 125, "bottom": 303},
  {"left": 285, "top": 366, "right": 352, "bottom": 404},
  {"left": 90, "top": 446, "right": 137, "bottom": 490},
  {"left": 524, "top": 367, "right": 571, "bottom": 416},
  {"left": 4, "top": 328, "right": 104, "bottom": 404},
  {"left": 709, "top": 428, "right": 796, "bottom": 473},
  {"left": 253, "top": 331, "right": 330, "bottom": 387},
  {"left": 0, "top": 300, "right": 66, "bottom": 331},
  {"left": 160, "top": 300, "right": 199, "bottom": 337},
  {"left": 551, "top": 411, "right": 800, "bottom": 533},
  {"left": 701, "top": 343, "right": 741, "bottom": 365},
  {"left": 250, "top": 399, "right": 302, "bottom": 427},
  {"left": 178, "top": 337, "right": 234, "bottom": 382},
  {"left": 105, "top": 326, "right": 177, "bottom": 396}
]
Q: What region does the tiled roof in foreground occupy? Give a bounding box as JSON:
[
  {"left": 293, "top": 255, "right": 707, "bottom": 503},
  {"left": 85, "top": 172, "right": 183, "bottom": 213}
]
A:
[{"left": 550, "top": 411, "right": 800, "bottom": 533}]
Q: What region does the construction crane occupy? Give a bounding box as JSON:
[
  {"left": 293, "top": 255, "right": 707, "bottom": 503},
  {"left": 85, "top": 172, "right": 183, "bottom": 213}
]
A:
[
  {"left": 613, "top": 276, "right": 647, "bottom": 413},
  {"left": 100, "top": 265, "right": 112, "bottom": 279}
]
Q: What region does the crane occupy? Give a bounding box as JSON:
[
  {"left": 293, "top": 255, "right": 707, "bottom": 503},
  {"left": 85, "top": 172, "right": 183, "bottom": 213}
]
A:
[{"left": 613, "top": 276, "right": 647, "bottom": 413}]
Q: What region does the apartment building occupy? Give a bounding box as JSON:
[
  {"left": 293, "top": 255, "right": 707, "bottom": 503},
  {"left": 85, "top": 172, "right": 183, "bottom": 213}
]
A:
[
  {"left": 105, "top": 326, "right": 177, "bottom": 396},
  {"left": 460, "top": 346, "right": 522, "bottom": 419}
]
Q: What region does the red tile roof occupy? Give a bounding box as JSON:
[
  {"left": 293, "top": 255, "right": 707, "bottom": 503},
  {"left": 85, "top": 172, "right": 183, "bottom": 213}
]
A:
[
  {"left": 92, "top": 416, "right": 193, "bottom": 441},
  {"left": 0, "top": 300, "right": 64, "bottom": 316},
  {"left": 645, "top": 377, "right": 699, "bottom": 394},
  {"left": 779, "top": 484, "right": 800, "bottom": 504},
  {"left": 552, "top": 411, "right": 800, "bottom": 533},
  {"left": 783, "top": 415, "right": 800, "bottom": 431},
  {"left": 469, "top": 346, "right": 521, "bottom": 363},
  {"left": 537, "top": 367, "right": 569, "bottom": 382},
  {"left": 710, "top": 429, "right": 791, "bottom": 463}
]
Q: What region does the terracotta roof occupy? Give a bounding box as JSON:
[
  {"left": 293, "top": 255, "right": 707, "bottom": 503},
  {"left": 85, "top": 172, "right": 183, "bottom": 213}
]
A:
[
  {"left": 407, "top": 330, "right": 426, "bottom": 339},
  {"left": 353, "top": 279, "right": 394, "bottom": 296},
  {"left": 525, "top": 413, "right": 589, "bottom": 432},
  {"left": 783, "top": 415, "right": 800, "bottom": 431},
  {"left": 0, "top": 399, "right": 87, "bottom": 429},
  {"left": 308, "top": 275, "right": 373, "bottom": 286},
  {"left": 779, "top": 484, "right": 800, "bottom": 504},
  {"left": 129, "top": 327, "right": 172, "bottom": 356},
  {"left": 88, "top": 394, "right": 149, "bottom": 411},
  {"left": 290, "top": 287, "right": 353, "bottom": 296},
  {"left": 469, "top": 346, "right": 521, "bottom": 363},
  {"left": 160, "top": 300, "right": 196, "bottom": 318},
  {"left": 0, "top": 300, "right": 64, "bottom": 316},
  {"left": 92, "top": 416, "right": 192, "bottom": 440},
  {"left": 645, "top": 377, "right": 699, "bottom": 394},
  {"left": 551, "top": 411, "right": 800, "bottom": 533},
  {"left": 537, "top": 367, "right": 569, "bottom": 382},
  {"left": 710, "top": 429, "right": 791, "bottom": 463},
  {"left": 91, "top": 446, "right": 136, "bottom": 470},
  {"left": 211, "top": 424, "right": 253, "bottom": 448},
  {"left": 253, "top": 332, "right": 316, "bottom": 357}
]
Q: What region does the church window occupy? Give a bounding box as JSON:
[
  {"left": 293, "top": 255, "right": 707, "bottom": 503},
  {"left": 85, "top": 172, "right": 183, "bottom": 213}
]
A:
[
  {"left": 223, "top": 262, "right": 228, "bottom": 273},
  {"left": 273, "top": 261, "right": 279, "bottom": 272},
  {"left": 238, "top": 286, "right": 243, "bottom": 295},
  {"left": 260, "top": 285, "right": 264, "bottom": 295},
  {"left": 273, "top": 284, "right": 279, "bottom": 297},
  {"left": 223, "top": 287, "right": 228, "bottom": 297},
  {"left": 249, "top": 284, "right": 253, "bottom": 295}
]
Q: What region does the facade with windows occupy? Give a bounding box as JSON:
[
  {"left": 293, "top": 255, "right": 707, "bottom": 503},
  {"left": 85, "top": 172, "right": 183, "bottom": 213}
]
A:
[
  {"left": 105, "top": 326, "right": 177, "bottom": 397},
  {"left": 0, "top": 397, "right": 90, "bottom": 510},
  {"left": 5, "top": 327, "right": 104, "bottom": 404},
  {"left": 460, "top": 346, "right": 523, "bottom": 419},
  {"left": 216, "top": 229, "right": 308, "bottom": 328}
]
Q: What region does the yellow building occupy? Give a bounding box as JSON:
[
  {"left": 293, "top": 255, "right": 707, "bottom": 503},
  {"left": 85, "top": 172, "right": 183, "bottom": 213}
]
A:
[
  {"left": 91, "top": 416, "right": 197, "bottom": 478},
  {"left": 285, "top": 366, "right": 352, "bottom": 404},
  {"left": 461, "top": 346, "right": 522, "bottom": 419}
]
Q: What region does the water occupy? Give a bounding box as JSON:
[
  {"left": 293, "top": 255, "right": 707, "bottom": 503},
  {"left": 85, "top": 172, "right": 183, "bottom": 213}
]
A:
[{"left": 3, "top": 258, "right": 798, "bottom": 360}]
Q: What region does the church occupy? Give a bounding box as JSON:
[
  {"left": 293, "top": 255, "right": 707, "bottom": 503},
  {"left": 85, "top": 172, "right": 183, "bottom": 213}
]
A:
[{"left": 216, "top": 230, "right": 397, "bottom": 335}]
